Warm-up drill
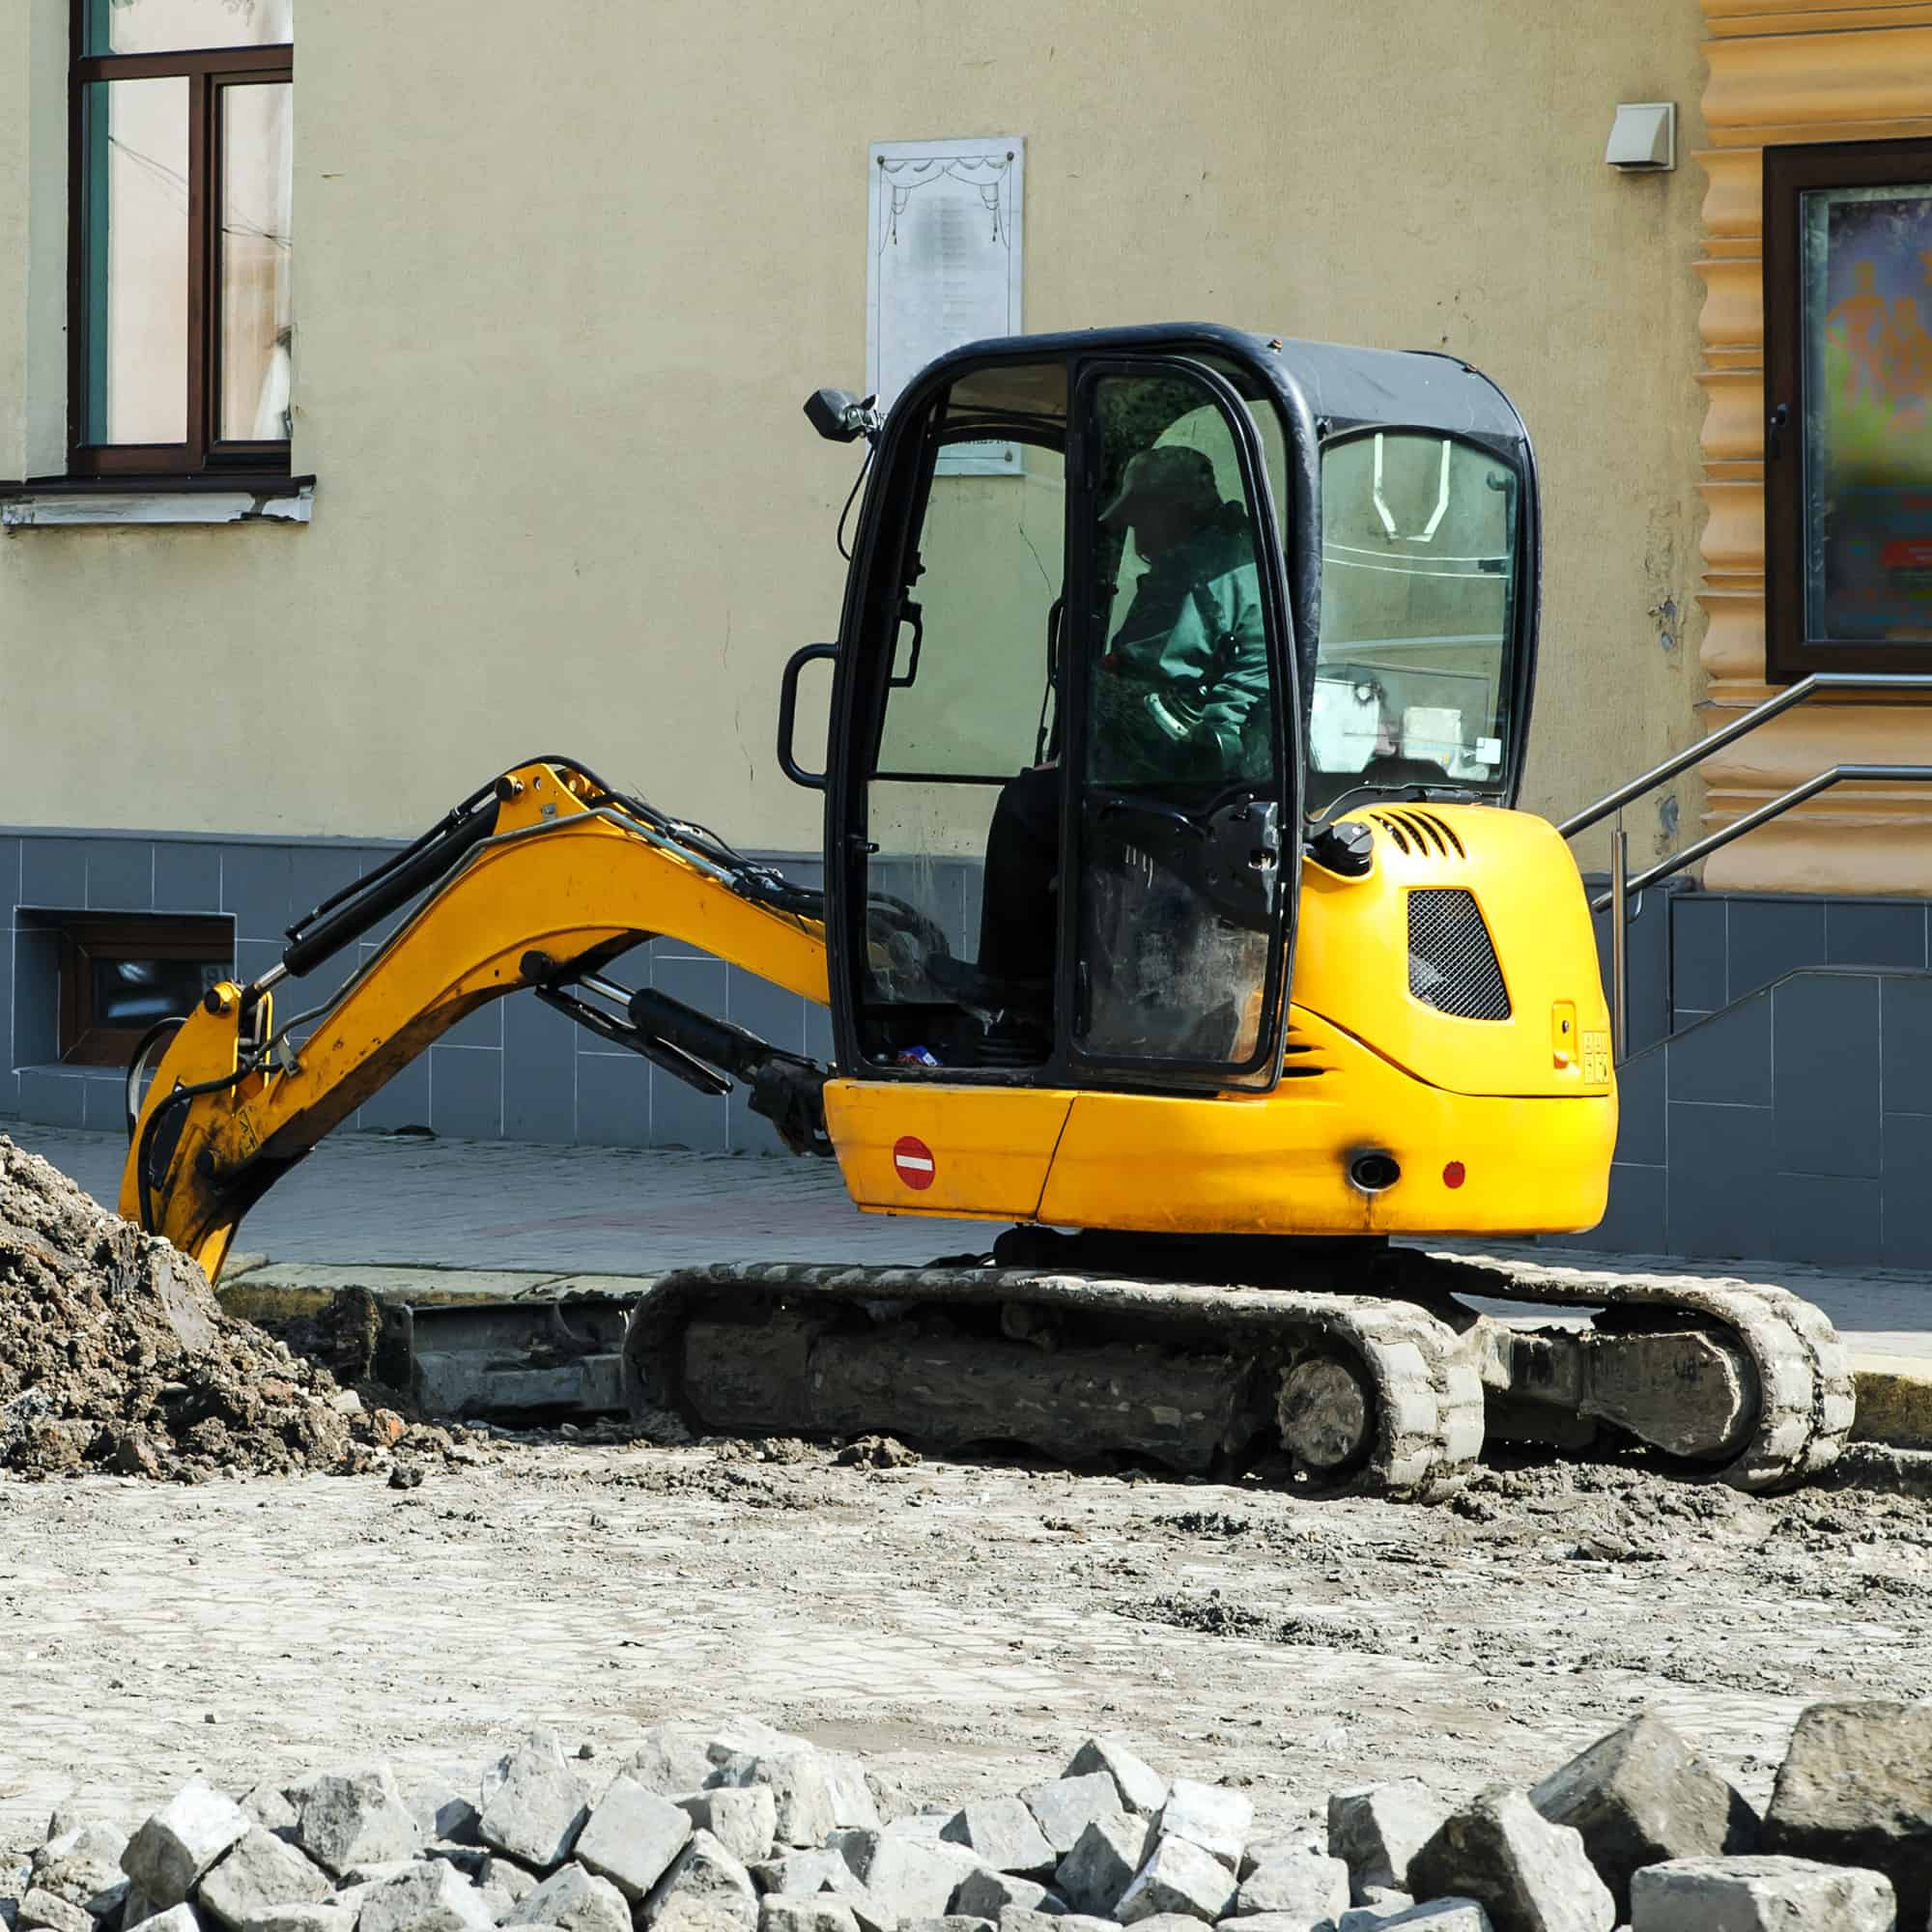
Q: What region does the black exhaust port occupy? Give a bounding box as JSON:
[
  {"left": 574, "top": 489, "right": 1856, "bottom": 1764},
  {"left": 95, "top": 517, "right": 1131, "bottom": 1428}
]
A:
[{"left": 1350, "top": 1152, "right": 1402, "bottom": 1193}]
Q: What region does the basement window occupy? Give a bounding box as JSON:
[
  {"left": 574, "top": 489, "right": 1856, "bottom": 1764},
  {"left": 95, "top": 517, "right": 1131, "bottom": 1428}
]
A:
[{"left": 49, "top": 914, "right": 233, "bottom": 1066}]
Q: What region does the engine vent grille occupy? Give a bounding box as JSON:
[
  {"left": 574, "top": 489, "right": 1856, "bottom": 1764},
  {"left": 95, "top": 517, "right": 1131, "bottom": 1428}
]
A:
[
  {"left": 1408, "top": 888, "right": 1511, "bottom": 1020},
  {"left": 1370, "top": 808, "right": 1465, "bottom": 860}
]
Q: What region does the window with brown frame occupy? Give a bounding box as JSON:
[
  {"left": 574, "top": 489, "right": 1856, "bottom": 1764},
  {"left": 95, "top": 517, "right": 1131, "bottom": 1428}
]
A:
[
  {"left": 69, "top": 0, "right": 294, "bottom": 480},
  {"left": 1764, "top": 139, "right": 1932, "bottom": 680},
  {"left": 54, "top": 915, "right": 234, "bottom": 1066}
]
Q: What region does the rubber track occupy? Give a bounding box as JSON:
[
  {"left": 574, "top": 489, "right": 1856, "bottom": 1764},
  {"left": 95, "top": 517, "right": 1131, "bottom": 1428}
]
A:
[
  {"left": 628, "top": 1263, "right": 1486, "bottom": 1502},
  {"left": 1395, "top": 1251, "right": 1857, "bottom": 1492}
]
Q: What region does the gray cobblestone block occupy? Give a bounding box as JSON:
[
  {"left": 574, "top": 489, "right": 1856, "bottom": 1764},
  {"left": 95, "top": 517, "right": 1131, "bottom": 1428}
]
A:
[
  {"left": 1000, "top": 1912, "right": 1114, "bottom": 1932},
  {"left": 18, "top": 1891, "right": 92, "bottom": 1932},
  {"left": 712, "top": 1757, "right": 838, "bottom": 1852},
  {"left": 32, "top": 1827, "right": 130, "bottom": 1912},
  {"left": 642, "top": 1832, "right": 759, "bottom": 1932},
  {"left": 194, "top": 1832, "right": 329, "bottom": 1932},
  {"left": 1055, "top": 1817, "right": 1153, "bottom": 1918},
  {"left": 1118, "top": 1838, "right": 1238, "bottom": 1924},
  {"left": 574, "top": 1779, "right": 693, "bottom": 1902},
  {"left": 1333, "top": 1891, "right": 1420, "bottom": 1929},
  {"left": 122, "top": 1891, "right": 161, "bottom": 1930},
  {"left": 1530, "top": 1714, "right": 1759, "bottom": 1919},
  {"left": 337, "top": 1868, "right": 416, "bottom": 1891},
  {"left": 124, "top": 1786, "right": 253, "bottom": 1909},
  {"left": 1341, "top": 1907, "right": 1490, "bottom": 1931},
  {"left": 952, "top": 1870, "right": 1061, "bottom": 1919},
  {"left": 941, "top": 1802, "right": 1056, "bottom": 1879},
  {"left": 1762, "top": 1697, "right": 1932, "bottom": 1922},
  {"left": 1408, "top": 1788, "right": 1612, "bottom": 1932},
  {"left": 1063, "top": 1744, "right": 1167, "bottom": 1821},
  {"left": 1327, "top": 1787, "right": 1450, "bottom": 1904},
  {"left": 1155, "top": 1785, "right": 1252, "bottom": 1876},
  {"left": 1022, "top": 1782, "right": 1124, "bottom": 1861},
  {"left": 653, "top": 1905, "right": 759, "bottom": 1932},
  {"left": 1206, "top": 1917, "right": 1346, "bottom": 1932},
  {"left": 128, "top": 1910, "right": 197, "bottom": 1932},
  {"left": 483, "top": 1859, "right": 538, "bottom": 1905},
  {"left": 758, "top": 1900, "right": 861, "bottom": 1932},
  {"left": 1229, "top": 1850, "right": 1350, "bottom": 1923},
  {"left": 355, "top": 1863, "right": 497, "bottom": 1932},
  {"left": 1630, "top": 1853, "right": 1894, "bottom": 1930},
  {"left": 678, "top": 1792, "right": 777, "bottom": 1868},
  {"left": 293, "top": 1773, "right": 420, "bottom": 1882},
  {"left": 478, "top": 1738, "right": 592, "bottom": 1872},
  {"left": 748, "top": 1855, "right": 848, "bottom": 1901},
  {"left": 240, "top": 1906, "right": 353, "bottom": 1932},
  {"left": 822, "top": 1765, "right": 882, "bottom": 1837},
  {"left": 1126, "top": 1917, "right": 1213, "bottom": 1932},
  {"left": 864, "top": 1775, "right": 919, "bottom": 1830},
  {"left": 237, "top": 1792, "right": 298, "bottom": 1843},
  {"left": 402, "top": 1780, "right": 479, "bottom": 1851},
  {"left": 622, "top": 1730, "right": 721, "bottom": 1800},
  {"left": 502, "top": 1864, "right": 631, "bottom": 1932},
  {"left": 837, "top": 1835, "right": 979, "bottom": 1923},
  {"left": 899, "top": 1918, "right": 993, "bottom": 1932},
  {"left": 419, "top": 1850, "right": 488, "bottom": 1885}
]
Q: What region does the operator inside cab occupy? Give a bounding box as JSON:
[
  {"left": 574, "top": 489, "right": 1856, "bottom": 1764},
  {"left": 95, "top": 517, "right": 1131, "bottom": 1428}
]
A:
[{"left": 936, "top": 441, "right": 1268, "bottom": 1014}]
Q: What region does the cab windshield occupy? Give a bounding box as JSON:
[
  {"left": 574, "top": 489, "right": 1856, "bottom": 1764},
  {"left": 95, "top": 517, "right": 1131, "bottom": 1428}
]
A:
[{"left": 1309, "top": 430, "right": 1520, "bottom": 814}]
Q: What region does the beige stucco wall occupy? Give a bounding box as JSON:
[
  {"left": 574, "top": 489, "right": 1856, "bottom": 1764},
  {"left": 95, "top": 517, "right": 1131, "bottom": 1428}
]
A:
[{"left": 0, "top": 0, "right": 1708, "bottom": 860}]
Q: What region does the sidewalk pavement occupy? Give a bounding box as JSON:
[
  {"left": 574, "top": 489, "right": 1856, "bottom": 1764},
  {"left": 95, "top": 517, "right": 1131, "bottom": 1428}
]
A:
[{"left": 7, "top": 1118, "right": 1931, "bottom": 1420}]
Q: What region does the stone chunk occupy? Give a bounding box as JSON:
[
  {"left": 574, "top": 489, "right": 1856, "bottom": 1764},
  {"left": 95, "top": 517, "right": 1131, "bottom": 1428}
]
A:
[
  {"left": 1064, "top": 1744, "right": 1167, "bottom": 1821},
  {"left": 1118, "top": 1839, "right": 1237, "bottom": 1924},
  {"left": 1001, "top": 1915, "right": 1112, "bottom": 1932},
  {"left": 758, "top": 1901, "right": 861, "bottom": 1932},
  {"left": 1230, "top": 1850, "right": 1350, "bottom": 1924},
  {"left": 1340, "top": 1908, "right": 1491, "bottom": 1931},
  {"left": 822, "top": 1765, "right": 883, "bottom": 1836},
  {"left": 712, "top": 1757, "right": 838, "bottom": 1853},
  {"left": 245, "top": 1907, "right": 354, "bottom": 1932},
  {"left": 837, "top": 1834, "right": 978, "bottom": 1923},
  {"left": 477, "top": 1737, "right": 591, "bottom": 1872},
  {"left": 643, "top": 1832, "right": 760, "bottom": 1932},
  {"left": 293, "top": 1772, "right": 420, "bottom": 1882},
  {"left": 238, "top": 1791, "right": 298, "bottom": 1843},
  {"left": 1530, "top": 1714, "right": 1759, "bottom": 1920},
  {"left": 941, "top": 1802, "right": 1056, "bottom": 1879},
  {"left": 355, "top": 1863, "right": 497, "bottom": 1932},
  {"left": 1022, "top": 1781, "right": 1123, "bottom": 1861},
  {"left": 1762, "top": 1697, "right": 1932, "bottom": 1922},
  {"left": 1155, "top": 1785, "right": 1251, "bottom": 1876},
  {"left": 953, "top": 1871, "right": 1060, "bottom": 1920},
  {"left": 194, "top": 1832, "right": 329, "bottom": 1932},
  {"left": 1629, "top": 1853, "right": 1894, "bottom": 1930},
  {"left": 401, "top": 1780, "right": 479, "bottom": 1851},
  {"left": 575, "top": 1779, "right": 693, "bottom": 1902},
  {"left": 1055, "top": 1816, "right": 1153, "bottom": 1919},
  {"left": 1327, "top": 1787, "right": 1451, "bottom": 1906},
  {"left": 502, "top": 1864, "right": 632, "bottom": 1932},
  {"left": 748, "top": 1853, "right": 849, "bottom": 1900},
  {"left": 17, "top": 1892, "right": 92, "bottom": 1932},
  {"left": 622, "top": 1728, "right": 722, "bottom": 1799},
  {"left": 679, "top": 1792, "right": 777, "bottom": 1868},
  {"left": 900, "top": 1920, "right": 992, "bottom": 1932},
  {"left": 1409, "top": 1789, "right": 1611, "bottom": 1932},
  {"left": 129, "top": 1911, "right": 197, "bottom": 1932},
  {"left": 123, "top": 1786, "right": 252, "bottom": 1910},
  {"left": 32, "top": 1826, "right": 130, "bottom": 1914},
  {"left": 123, "top": 1890, "right": 161, "bottom": 1930}
]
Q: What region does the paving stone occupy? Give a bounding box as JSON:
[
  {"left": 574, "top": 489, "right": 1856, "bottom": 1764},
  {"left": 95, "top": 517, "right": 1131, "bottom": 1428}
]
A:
[
  {"left": 1023, "top": 1783, "right": 1124, "bottom": 1861},
  {"left": 952, "top": 1870, "right": 1061, "bottom": 1919},
  {"left": 1127, "top": 1918, "right": 1210, "bottom": 1932},
  {"left": 758, "top": 1900, "right": 861, "bottom": 1932},
  {"left": 679, "top": 1792, "right": 778, "bottom": 1868},
  {"left": 1408, "top": 1789, "right": 1612, "bottom": 1932},
  {"left": 1118, "top": 1838, "right": 1238, "bottom": 1924},
  {"left": 478, "top": 1737, "right": 591, "bottom": 1872},
  {"left": 748, "top": 1854, "right": 850, "bottom": 1901},
  {"left": 1629, "top": 1853, "right": 1894, "bottom": 1930},
  {"left": 1063, "top": 1745, "right": 1166, "bottom": 1822},
  {"left": 575, "top": 1779, "right": 693, "bottom": 1902},
  {"left": 1000, "top": 1913, "right": 1114, "bottom": 1932},
  {"left": 236, "top": 1792, "right": 298, "bottom": 1845},
  {"left": 419, "top": 1849, "right": 489, "bottom": 1885},
  {"left": 712, "top": 1757, "right": 838, "bottom": 1853},
  {"left": 1762, "top": 1697, "right": 1932, "bottom": 1922},
  {"left": 865, "top": 1775, "right": 919, "bottom": 1830},
  {"left": 130, "top": 1911, "right": 198, "bottom": 1932},
  {"left": 17, "top": 1891, "right": 92, "bottom": 1932},
  {"left": 1340, "top": 1908, "right": 1490, "bottom": 1931},
  {"left": 941, "top": 1802, "right": 1056, "bottom": 1879},
  {"left": 837, "top": 1834, "right": 979, "bottom": 1922},
  {"left": 1529, "top": 1714, "right": 1759, "bottom": 1920},
  {"left": 899, "top": 1919, "right": 993, "bottom": 1932},
  {"left": 292, "top": 1773, "right": 420, "bottom": 1883},
  {"left": 1327, "top": 1787, "right": 1451, "bottom": 1905},
  {"left": 822, "top": 1766, "right": 883, "bottom": 1836},
  {"left": 501, "top": 1864, "right": 631, "bottom": 1932},
  {"left": 642, "top": 1831, "right": 760, "bottom": 1932},
  {"left": 483, "top": 1859, "right": 538, "bottom": 1905},
  {"left": 242, "top": 1907, "right": 353, "bottom": 1932},
  {"left": 1156, "top": 1786, "right": 1251, "bottom": 1876},
  {"left": 1055, "top": 1816, "right": 1153, "bottom": 1918},
  {"left": 401, "top": 1781, "right": 478, "bottom": 1852},
  {"left": 1333, "top": 1892, "right": 1421, "bottom": 1930},
  {"left": 337, "top": 1867, "right": 416, "bottom": 1891},
  {"left": 32, "top": 1827, "right": 130, "bottom": 1914},
  {"left": 653, "top": 1906, "right": 758, "bottom": 1932},
  {"left": 355, "top": 1863, "right": 497, "bottom": 1932},
  {"left": 1229, "top": 1850, "right": 1350, "bottom": 1924},
  {"left": 124, "top": 1786, "right": 253, "bottom": 1910},
  {"left": 622, "top": 1729, "right": 722, "bottom": 1799},
  {"left": 194, "top": 1832, "right": 329, "bottom": 1932}
]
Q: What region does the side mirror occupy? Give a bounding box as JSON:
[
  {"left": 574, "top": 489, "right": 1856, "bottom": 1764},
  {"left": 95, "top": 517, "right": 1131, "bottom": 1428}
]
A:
[
  {"left": 778, "top": 643, "right": 838, "bottom": 789},
  {"left": 804, "top": 388, "right": 879, "bottom": 443}
]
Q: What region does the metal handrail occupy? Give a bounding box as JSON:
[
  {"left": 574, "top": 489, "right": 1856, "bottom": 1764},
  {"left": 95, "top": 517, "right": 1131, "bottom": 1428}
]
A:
[{"left": 1557, "top": 671, "right": 1932, "bottom": 1063}]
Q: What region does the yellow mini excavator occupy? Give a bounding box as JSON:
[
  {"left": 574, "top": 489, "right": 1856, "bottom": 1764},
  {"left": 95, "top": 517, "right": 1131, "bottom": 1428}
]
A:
[{"left": 120, "top": 325, "right": 1853, "bottom": 1497}]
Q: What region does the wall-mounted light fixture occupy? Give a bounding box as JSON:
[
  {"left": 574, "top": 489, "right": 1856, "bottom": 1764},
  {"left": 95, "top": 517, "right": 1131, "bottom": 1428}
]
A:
[{"left": 1606, "top": 101, "right": 1675, "bottom": 173}]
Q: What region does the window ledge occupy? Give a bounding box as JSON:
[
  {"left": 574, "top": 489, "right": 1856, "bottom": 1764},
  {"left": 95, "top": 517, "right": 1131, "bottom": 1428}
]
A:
[{"left": 0, "top": 476, "right": 314, "bottom": 529}]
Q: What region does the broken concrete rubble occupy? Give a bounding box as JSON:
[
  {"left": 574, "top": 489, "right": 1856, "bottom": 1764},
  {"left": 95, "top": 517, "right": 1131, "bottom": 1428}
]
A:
[
  {"left": 1024, "top": 1781, "right": 1126, "bottom": 1861},
  {"left": 1406, "top": 1787, "right": 1612, "bottom": 1932},
  {"left": 940, "top": 1802, "right": 1056, "bottom": 1881},
  {"left": 1152, "top": 1785, "right": 1250, "bottom": 1875},
  {"left": 122, "top": 1782, "right": 251, "bottom": 1909},
  {"left": 1114, "top": 1837, "right": 1236, "bottom": 1924},
  {"left": 477, "top": 1737, "right": 590, "bottom": 1873},
  {"left": 193, "top": 1830, "right": 329, "bottom": 1931},
  {"left": 1326, "top": 1785, "right": 1449, "bottom": 1905},
  {"left": 1629, "top": 1852, "right": 1894, "bottom": 1930},
  {"left": 295, "top": 1770, "right": 422, "bottom": 1880},
  {"left": 1229, "top": 1849, "right": 1350, "bottom": 1924},
  {"left": 1062, "top": 1746, "right": 1166, "bottom": 1822},
  {"left": 573, "top": 1779, "right": 692, "bottom": 1901}
]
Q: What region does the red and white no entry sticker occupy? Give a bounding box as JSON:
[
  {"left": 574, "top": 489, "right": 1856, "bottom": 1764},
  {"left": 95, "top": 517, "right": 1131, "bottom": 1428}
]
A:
[{"left": 893, "top": 1135, "right": 937, "bottom": 1191}]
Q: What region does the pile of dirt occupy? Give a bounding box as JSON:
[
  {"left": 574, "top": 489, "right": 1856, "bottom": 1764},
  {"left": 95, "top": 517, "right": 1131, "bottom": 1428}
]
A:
[{"left": 0, "top": 1134, "right": 368, "bottom": 1482}]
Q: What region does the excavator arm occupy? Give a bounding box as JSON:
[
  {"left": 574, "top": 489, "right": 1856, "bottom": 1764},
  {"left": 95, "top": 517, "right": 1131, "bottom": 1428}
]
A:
[{"left": 120, "top": 758, "right": 832, "bottom": 1280}]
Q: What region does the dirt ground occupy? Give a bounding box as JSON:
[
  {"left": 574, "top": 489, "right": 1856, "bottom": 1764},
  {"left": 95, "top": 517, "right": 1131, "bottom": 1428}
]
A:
[{"left": 8, "top": 1440, "right": 1932, "bottom": 1870}]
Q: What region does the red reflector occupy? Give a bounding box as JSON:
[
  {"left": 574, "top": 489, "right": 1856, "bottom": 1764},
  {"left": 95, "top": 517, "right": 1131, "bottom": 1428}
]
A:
[{"left": 1442, "top": 1161, "right": 1467, "bottom": 1189}]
